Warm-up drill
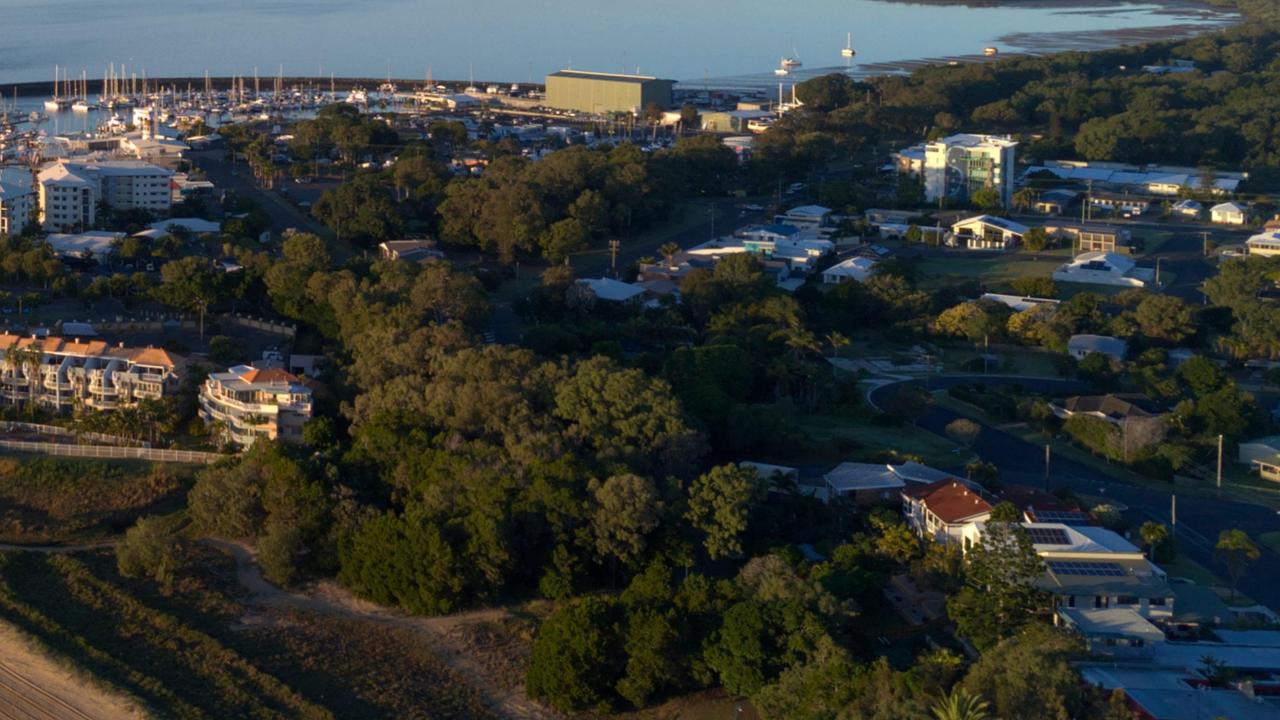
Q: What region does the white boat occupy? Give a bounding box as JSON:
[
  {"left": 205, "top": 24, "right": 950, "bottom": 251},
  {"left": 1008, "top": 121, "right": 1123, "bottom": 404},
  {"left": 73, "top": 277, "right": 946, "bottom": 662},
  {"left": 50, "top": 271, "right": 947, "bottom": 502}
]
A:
[
  {"left": 781, "top": 56, "right": 802, "bottom": 69},
  {"left": 28, "top": 111, "right": 46, "bottom": 124},
  {"left": 842, "top": 33, "right": 856, "bottom": 58},
  {"left": 71, "top": 100, "right": 96, "bottom": 113},
  {"left": 345, "top": 88, "right": 369, "bottom": 105},
  {"left": 773, "top": 67, "right": 790, "bottom": 76}
]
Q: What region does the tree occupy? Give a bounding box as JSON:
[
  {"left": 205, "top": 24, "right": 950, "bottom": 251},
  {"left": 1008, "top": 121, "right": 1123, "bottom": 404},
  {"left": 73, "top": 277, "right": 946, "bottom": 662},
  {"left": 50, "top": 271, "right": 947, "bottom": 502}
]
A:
[
  {"left": 933, "top": 301, "right": 1007, "bottom": 342},
  {"left": 1022, "top": 227, "right": 1049, "bottom": 252},
  {"left": 591, "top": 474, "right": 664, "bottom": 570},
  {"left": 970, "top": 186, "right": 1001, "bottom": 212},
  {"left": 616, "top": 607, "right": 681, "bottom": 708},
  {"left": 794, "top": 73, "right": 856, "bottom": 112},
  {"left": 539, "top": 217, "right": 590, "bottom": 262},
  {"left": 116, "top": 514, "right": 187, "bottom": 593},
  {"left": 686, "top": 464, "right": 764, "bottom": 560},
  {"left": 948, "top": 519, "right": 1046, "bottom": 650},
  {"left": 1009, "top": 275, "right": 1056, "bottom": 298},
  {"left": 945, "top": 418, "right": 982, "bottom": 446},
  {"left": 526, "top": 597, "right": 624, "bottom": 712},
  {"left": 703, "top": 600, "right": 787, "bottom": 696},
  {"left": 963, "top": 624, "right": 1090, "bottom": 720},
  {"left": 1178, "top": 356, "right": 1224, "bottom": 396},
  {"left": 679, "top": 104, "right": 700, "bottom": 130},
  {"left": 825, "top": 330, "right": 849, "bottom": 359},
  {"left": 1215, "top": 529, "right": 1260, "bottom": 602},
  {"left": 1133, "top": 294, "right": 1194, "bottom": 344},
  {"left": 931, "top": 687, "right": 992, "bottom": 720},
  {"left": 1012, "top": 187, "right": 1038, "bottom": 213},
  {"left": 658, "top": 242, "right": 681, "bottom": 266},
  {"left": 1139, "top": 521, "right": 1172, "bottom": 562},
  {"left": 154, "top": 256, "right": 222, "bottom": 344}
]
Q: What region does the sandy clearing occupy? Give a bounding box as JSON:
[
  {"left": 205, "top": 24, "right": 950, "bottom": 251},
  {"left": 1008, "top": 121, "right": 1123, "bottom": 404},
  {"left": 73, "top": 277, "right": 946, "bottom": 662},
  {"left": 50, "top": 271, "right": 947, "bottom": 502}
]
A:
[{"left": 0, "top": 622, "right": 145, "bottom": 720}]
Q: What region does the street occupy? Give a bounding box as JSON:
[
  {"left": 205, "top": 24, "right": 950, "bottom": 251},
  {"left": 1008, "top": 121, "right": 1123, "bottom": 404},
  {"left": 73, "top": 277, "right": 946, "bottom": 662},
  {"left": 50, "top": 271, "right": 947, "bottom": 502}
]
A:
[{"left": 869, "top": 376, "right": 1280, "bottom": 610}]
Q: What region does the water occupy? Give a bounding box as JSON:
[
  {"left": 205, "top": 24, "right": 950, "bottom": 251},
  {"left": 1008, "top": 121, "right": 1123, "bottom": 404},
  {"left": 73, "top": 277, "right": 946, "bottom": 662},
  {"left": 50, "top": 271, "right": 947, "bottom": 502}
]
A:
[{"left": 0, "top": 0, "right": 1236, "bottom": 88}]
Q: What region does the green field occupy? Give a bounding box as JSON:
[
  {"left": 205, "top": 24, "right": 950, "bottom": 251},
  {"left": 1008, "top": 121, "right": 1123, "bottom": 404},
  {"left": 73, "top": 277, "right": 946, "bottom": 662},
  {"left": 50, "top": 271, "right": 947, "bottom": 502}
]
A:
[
  {"left": 795, "top": 412, "right": 964, "bottom": 467},
  {"left": 917, "top": 254, "right": 1063, "bottom": 291}
]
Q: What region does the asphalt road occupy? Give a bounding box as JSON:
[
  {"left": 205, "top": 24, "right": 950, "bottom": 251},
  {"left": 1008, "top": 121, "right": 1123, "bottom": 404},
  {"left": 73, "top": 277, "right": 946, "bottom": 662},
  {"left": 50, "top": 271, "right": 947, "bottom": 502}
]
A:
[{"left": 869, "top": 375, "right": 1280, "bottom": 610}]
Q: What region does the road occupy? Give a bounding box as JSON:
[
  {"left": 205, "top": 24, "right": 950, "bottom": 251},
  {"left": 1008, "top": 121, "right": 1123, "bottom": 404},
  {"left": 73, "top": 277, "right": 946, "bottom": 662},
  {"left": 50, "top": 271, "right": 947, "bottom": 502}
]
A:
[
  {"left": 188, "top": 149, "right": 336, "bottom": 244},
  {"left": 869, "top": 376, "right": 1280, "bottom": 610}
]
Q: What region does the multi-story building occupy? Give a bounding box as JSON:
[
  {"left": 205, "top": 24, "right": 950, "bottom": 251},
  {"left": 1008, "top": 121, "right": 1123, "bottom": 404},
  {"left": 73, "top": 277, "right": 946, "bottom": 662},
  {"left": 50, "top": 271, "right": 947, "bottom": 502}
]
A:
[
  {"left": 0, "top": 334, "right": 181, "bottom": 411},
  {"left": 37, "top": 159, "right": 174, "bottom": 231},
  {"left": 922, "top": 133, "right": 1018, "bottom": 208},
  {"left": 545, "top": 70, "right": 674, "bottom": 115},
  {"left": 199, "top": 365, "right": 313, "bottom": 447},
  {"left": 0, "top": 167, "right": 35, "bottom": 237},
  {"left": 37, "top": 163, "right": 97, "bottom": 232}
]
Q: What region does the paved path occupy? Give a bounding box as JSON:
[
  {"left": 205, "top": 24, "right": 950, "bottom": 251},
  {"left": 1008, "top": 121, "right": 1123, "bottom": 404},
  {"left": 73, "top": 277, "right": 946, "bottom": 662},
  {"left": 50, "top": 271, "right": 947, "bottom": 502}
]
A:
[{"left": 869, "top": 376, "right": 1280, "bottom": 610}]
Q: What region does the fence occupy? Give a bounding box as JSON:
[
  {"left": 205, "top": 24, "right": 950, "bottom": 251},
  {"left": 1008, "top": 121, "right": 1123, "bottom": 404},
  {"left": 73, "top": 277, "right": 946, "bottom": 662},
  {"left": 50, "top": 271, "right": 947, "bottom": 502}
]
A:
[
  {"left": 0, "top": 422, "right": 142, "bottom": 447},
  {"left": 0, "top": 440, "right": 226, "bottom": 465}
]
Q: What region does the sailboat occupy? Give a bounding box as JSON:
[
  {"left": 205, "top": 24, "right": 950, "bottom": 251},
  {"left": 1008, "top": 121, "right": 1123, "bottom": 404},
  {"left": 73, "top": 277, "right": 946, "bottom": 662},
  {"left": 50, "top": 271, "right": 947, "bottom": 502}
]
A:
[
  {"left": 842, "top": 32, "right": 856, "bottom": 58},
  {"left": 45, "top": 66, "right": 71, "bottom": 111}
]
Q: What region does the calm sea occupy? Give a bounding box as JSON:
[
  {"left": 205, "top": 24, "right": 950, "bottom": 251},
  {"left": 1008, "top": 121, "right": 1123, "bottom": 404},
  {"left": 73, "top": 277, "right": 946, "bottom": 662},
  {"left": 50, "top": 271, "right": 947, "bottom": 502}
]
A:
[{"left": 0, "top": 0, "right": 1237, "bottom": 87}]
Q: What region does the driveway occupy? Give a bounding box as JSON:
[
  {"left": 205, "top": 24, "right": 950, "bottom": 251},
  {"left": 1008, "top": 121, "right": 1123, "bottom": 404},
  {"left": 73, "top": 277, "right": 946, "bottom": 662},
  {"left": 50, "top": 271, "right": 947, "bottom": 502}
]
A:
[{"left": 869, "top": 376, "right": 1280, "bottom": 610}]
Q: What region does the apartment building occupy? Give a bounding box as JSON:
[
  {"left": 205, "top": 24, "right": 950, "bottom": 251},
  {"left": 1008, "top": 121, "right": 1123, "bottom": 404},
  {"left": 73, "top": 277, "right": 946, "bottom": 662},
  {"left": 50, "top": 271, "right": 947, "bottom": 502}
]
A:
[
  {"left": 0, "top": 334, "right": 181, "bottom": 411},
  {"left": 37, "top": 163, "right": 96, "bottom": 232},
  {"left": 37, "top": 159, "right": 174, "bottom": 231},
  {"left": 922, "top": 134, "right": 1017, "bottom": 208},
  {"left": 199, "top": 365, "right": 313, "bottom": 447},
  {"left": 0, "top": 168, "right": 35, "bottom": 237}
]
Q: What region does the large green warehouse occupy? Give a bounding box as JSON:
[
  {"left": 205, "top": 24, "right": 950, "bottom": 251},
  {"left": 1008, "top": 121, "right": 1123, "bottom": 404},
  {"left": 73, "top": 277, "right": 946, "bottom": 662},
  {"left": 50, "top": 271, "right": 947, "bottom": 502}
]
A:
[{"left": 544, "top": 70, "right": 674, "bottom": 115}]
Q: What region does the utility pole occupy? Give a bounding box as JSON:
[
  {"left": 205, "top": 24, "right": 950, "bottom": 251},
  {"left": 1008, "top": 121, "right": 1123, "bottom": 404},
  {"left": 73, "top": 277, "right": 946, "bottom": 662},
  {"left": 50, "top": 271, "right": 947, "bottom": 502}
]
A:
[
  {"left": 608, "top": 239, "right": 620, "bottom": 279},
  {"left": 1156, "top": 257, "right": 1162, "bottom": 287},
  {"left": 1044, "top": 444, "right": 1051, "bottom": 490},
  {"left": 1202, "top": 231, "right": 1211, "bottom": 257},
  {"left": 1217, "top": 433, "right": 1224, "bottom": 490},
  {"left": 1171, "top": 494, "right": 1177, "bottom": 535}
]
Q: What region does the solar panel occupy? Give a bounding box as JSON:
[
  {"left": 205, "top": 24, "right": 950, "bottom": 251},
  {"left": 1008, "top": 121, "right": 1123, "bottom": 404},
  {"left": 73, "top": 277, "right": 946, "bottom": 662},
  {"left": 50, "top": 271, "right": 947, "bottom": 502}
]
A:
[
  {"left": 1033, "top": 510, "right": 1091, "bottom": 525},
  {"left": 1027, "top": 528, "right": 1071, "bottom": 545},
  {"left": 1046, "top": 561, "right": 1127, "bottom": 577}
]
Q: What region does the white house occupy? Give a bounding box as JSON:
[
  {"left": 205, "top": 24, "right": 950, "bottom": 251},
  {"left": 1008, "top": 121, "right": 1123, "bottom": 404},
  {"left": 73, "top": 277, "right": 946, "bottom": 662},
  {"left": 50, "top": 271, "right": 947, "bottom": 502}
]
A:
[
  {"left": 1053, "top": 251, "right": 1154, "bottom": 288},
  {"left": 199, "top": 365, "right": 313, "bottom": 448},
  {"left": 149, "top": 218, "right": 222, "bottom": 235},
  {"left": 1068, "top": 334, "right": 1127, "bottom": 362},
  {"left": 776, "top": 205, "right": 832, "bottom": 228},
  {"left": 1171, "top": 198, "right": 1202, "bottom": 218},
  {"left": 1210, "top": 201, "right": 1248, "bottom": 225},
  {"left": 902, "top": 479, "right": 993, "bottom": 545},
  {"left": 1246, "top": 230, "right": 1280, "bottom": 257},
  {"left": 45, "top": 231, "right": 123, "bottom": 259},
  {"left": 949, "top": 215, "right": 1028, "bottom": 250},
  {"left": 576, "top": 277, "right": 646, "bottom": 303},
  {"left": 825, "top": 461, "right": 956, "bottom": 505},
  {"left": 1238, "top": 435, "right": 1280, "bottom": 482},
  {"left": 822, "top": 256, "right": 877, "bottom": 284}
]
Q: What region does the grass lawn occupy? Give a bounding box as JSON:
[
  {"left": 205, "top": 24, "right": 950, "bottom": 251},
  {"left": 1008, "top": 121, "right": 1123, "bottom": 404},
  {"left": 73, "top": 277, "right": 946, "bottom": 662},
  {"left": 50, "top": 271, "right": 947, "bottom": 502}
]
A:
[
  {"left": 917, "top": 254, "right": 1062, "bottom": 291},
  {"left": 796, "top": 412, "right": 964, "bottom": 467},
  {"left": 1161, "top": 555, "right": 1223, "bottom": 586},
  {"left": 1259, "top": 531, "right": 1280, "bottom": 555}
]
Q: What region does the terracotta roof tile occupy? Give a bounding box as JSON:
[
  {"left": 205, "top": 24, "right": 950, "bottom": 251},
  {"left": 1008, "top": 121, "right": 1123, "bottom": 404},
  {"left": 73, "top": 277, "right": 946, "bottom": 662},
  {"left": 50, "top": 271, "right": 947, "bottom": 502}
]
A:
[{"left": 910, "top": 479, "right": 993, "bottom": 524}]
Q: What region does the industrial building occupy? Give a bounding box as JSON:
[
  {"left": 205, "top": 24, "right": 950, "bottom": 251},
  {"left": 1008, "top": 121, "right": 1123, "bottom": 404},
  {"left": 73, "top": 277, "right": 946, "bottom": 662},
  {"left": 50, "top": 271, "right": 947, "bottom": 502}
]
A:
[{"left": 544, "top": 70, "right": 674, "bottom": 115}]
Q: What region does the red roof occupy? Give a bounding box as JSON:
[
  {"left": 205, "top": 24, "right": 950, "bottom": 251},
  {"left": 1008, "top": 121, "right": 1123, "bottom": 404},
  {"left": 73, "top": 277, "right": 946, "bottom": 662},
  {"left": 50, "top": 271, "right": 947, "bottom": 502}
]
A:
[
  {"left": 907, "top": 479, "right": 993, "bottom": 524},
  {"left": 240, "top": 367, "right": 298, "bottom": 384}
]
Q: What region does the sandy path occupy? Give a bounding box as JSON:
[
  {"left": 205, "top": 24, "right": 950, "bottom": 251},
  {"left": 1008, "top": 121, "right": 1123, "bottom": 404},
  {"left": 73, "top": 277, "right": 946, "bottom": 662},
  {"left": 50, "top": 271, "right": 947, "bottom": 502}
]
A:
[
  {"left": 0, "top": 623, "right": 144, "bottom": 720},
  {"left": 204, "top": 539, "right": 561, "bottom": 720}
]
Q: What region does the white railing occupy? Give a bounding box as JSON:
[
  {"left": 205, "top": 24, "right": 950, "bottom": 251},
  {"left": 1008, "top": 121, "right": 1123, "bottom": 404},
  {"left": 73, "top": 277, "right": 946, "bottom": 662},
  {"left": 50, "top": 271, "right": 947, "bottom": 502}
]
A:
[{"left": 0, "top": 439, "right": 225, "bottom": 464}]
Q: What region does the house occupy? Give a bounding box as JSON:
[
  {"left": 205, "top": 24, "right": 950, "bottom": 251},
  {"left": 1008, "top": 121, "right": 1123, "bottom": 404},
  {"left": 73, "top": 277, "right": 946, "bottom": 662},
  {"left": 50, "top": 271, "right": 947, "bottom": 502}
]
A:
[
  {"left": 1246, "top": 230, "right": 1280, "bottom": 257},
  {"left": 379, "top": 240, "right": 444, "bottom": 262},
  {"left": 148, "top": 218, "right": 222, "bottom": 235},
  {"left": 824, "top": 461, "right": 957, "bottom": 505},
  {"left": 0, "top": 167, "right": 35, "bottom": 237},
  {"left": 1089, "top": 193, "right": 1151, "bottom": 216},
  {"left": 1053, "top": 251, "right": 1154, "bottom": 288},
  {"left": 997, "top": 484, "right": 1092, "bottom": 525},
  {"left": 979, "top": 293, "right": 1060, "bottom": 312},
  {"left": 1044, "top": 223, "right": 1131, "bottom": 254},
  {"left": 1033, "top": 188, "right": 1078, "bottom": 215},
  {"left": 1238, "top": 435, "right": 1280, "bottom": 482},
  {"left": 1068, "top": 334, "right": 1128, "bottom": 362},
  {"left": 1050, "top": 394, "right": 1162, "bottom": 425},
  {"left": 863, "top": 208, "right": 918, "bottom": 226},
  {"left": 739, "top": 462, "right": 798, "bottom": 484},
  {"left": 1210, "top": 201, "right": 1248, "bottom": 225},
  {"left": 1171, "top": 198, "right": 1202, "bottom": 218},
  {"left": 922, "top": 134, "right": 1018, "bottom": 208},
  {"left": 1056, "top": 607, "right": 1166, "bottom": 658},
  {"left": 0, "top": 334, "right": 180, "bottom": 412},
  {"left": 949, "top": 215, "right": 1028, "bottom": 250},
  {"left": 962, "top": 521, "right": 1173, "bottom": 617},
  {"left": 199, "top": 365, "right": 313, "bottom": 447},
  {"left": 45, "top": 231, "right": 123, "bottom": 260},
  {"left": 903, "top": 479, "right": 993, "bottom": 544},
  {"left": 822, "top": 256, "right": 877, "bottom": 284},
  {"left": 1081, "top": 667, "right": 1280, "bottom": 720},
  {"left": 1027, "top": 160, "right": 1244, "bottom": 196},
  {"left": 776, "top": 204, "right": 832, "bottom": 228},
  {"left": 576, "top": 277, "right": 647, "bottom": 304}
]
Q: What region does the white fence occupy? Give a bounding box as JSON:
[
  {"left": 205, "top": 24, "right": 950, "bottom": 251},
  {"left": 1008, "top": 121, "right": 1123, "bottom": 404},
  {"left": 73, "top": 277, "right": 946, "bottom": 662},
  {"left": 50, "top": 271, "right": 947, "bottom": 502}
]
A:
[
  {"left": 0, "top": 439, "right": 225, "bottom": 465},
  {"left": 0, "top": 422, "right": 142, "bottom": 447}
]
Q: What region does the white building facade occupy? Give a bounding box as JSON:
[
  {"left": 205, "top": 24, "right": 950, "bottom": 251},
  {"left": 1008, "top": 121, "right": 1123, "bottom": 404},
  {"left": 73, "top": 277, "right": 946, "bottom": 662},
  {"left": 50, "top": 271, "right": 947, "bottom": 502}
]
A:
[
  {"left": 0, "top": 168, "right": 35, "bottom": 237},
  {"left": 0, "top": 334, "right": 180, "bottom": 412},
  {"left": 199, "top": 365, "right": 313, "bottom": 447},
  {"left": 923, "top": 134, "right": 1017, "bottom": 209}
]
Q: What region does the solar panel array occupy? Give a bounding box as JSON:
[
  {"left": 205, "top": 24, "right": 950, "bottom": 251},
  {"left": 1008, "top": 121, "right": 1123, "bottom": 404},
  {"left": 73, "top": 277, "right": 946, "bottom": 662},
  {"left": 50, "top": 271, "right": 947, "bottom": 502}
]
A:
[
  {"left": 1047, "top": 560, "right": 1127, "bottom": 577},
  {"left": 1033, "top": 510, "right": 1091, "bottom": 525},
  {"left": 1026, "top": 527, "right": 1071, "bottom": 545}
]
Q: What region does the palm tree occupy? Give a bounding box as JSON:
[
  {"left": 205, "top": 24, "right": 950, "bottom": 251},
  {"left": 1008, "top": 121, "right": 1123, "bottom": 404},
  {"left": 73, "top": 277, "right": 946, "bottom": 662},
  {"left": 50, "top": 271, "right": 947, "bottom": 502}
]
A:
[
  {"left": 1215, "top": 529, "right": 1260, "bottom": 602},
  {"left": 658, "top": 242, "right": 681, "bottom": 267},
  {"left": 931, "top": 687, "right": 991, "bottom": 720},
  {"left": 1139, "top": 521, "right": 1171, "bottom": 561}
]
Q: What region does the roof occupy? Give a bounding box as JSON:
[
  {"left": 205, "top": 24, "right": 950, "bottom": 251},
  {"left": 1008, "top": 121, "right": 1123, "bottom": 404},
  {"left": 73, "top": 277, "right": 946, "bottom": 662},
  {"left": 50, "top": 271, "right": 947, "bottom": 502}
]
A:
[
  {"left": 1247, "top": 230, "right": 1280, "bottom": 246},
  {"left": 783, "top": 205, "right": 831, "bottom": 218},
  {"left": 1059, "top": 393, "right": 1160, "bottom": 421},
  {"left": 0, "top": 334, "right": 178, "bottom": 369},
  {"left": 577, "top": 277, "right": 645, "bottom": 302},
  {"left": 37, "top": 163, "right": 94, "bottom": 187},
  {"left": 952, "top": 215, "right": 1030, "bottom": 234},
  {"left": 149, "top": 218, "right": 221, "bottom": 234},
  {"left": 1057, "top": 607, "right": 1165, "bottom": 641},
  {"left": 824, "top": 256, "right": 876, "bottom": 279},
  {"left": 928, "top": 133, "right": 1017, "bottom": 149},
  {"left": 128, "top": 347, "right": 181, "bottom": 369},
  {"left": 1068, "top": 334, "right": 1127, "bottom": 357},
  {"left": 1066, "top": 251, "right": 1136, "bottom": 273},
  {"left": 548, "top": 70, "right": 665, "bottom": 84},
  {"left": 980, "top": 293, "right": 1059, "bottom": 312},
  {"left": 1170, "top": 584, "right": 1232, "bottom": 625},
  {"left": 210, "top": 365, "right": 309, "bottom": 393},
  {"left": 45, "top": 231, "right": 123, "bottom": 256},
  {"left": 1172, "top": 198, "right": 1202, "bottom": 209},
  {"left": 1211, "top": 201, "right": 1248, "bottom": 213},
  {"left": 1080, "top": 667, "right": 1280, "bottom": 720},
  {"left": 824, "top": 463, "right": 905, "bottom": 492},
  {"left": 904, "top": 479, "right": 993, "bottom": 524},
  {"left": 1036, "top": 558, "right": 1171, "bottom": 597},
  {"left": 0, "top": 168, "right": 33, "bottom": 200},
  {"left": 997, "top": 484, "right": 1089, "bottom": 523},
  {"left": 889, "top": 461, "right": 957, "bottom": 485}
]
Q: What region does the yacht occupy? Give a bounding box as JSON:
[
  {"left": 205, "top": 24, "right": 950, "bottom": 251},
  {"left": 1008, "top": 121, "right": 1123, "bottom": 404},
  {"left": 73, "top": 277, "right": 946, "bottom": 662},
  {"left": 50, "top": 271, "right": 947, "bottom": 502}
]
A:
[
  {"left": 781, "top": 56, "right": 802, "bottom": 70},
  {"left": 345, "top": 87, "right": 369, "bottom": 105},
  {"left": 71, "top": 99, "right": 96, "bottom": 113},
  {"left": 774, "top": 66, "right": 790, "bottom": 77},
  {"left": 842, "top": 33, "right": 856, "bottom": 58}
]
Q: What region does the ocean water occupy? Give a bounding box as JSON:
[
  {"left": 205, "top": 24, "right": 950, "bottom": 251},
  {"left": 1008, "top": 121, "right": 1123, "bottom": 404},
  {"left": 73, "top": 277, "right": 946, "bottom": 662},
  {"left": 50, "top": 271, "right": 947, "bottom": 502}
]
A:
[{"left": 0, "top": 0, "right": 1237, "bottom": 86}]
